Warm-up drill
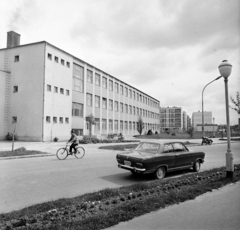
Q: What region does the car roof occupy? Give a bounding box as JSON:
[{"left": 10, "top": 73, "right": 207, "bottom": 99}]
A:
[{"left": 139, "top": 141, "right": 185, "bottom": 145}]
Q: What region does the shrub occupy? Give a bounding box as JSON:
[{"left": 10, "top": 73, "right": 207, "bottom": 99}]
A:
[
  {"left": 91, "top": 138, "right": 100, "bottom": 144},
  {"left": 5, "top": 132, "right": 18, "bottom": 141},
  {"left": 79, "top": 139, "right": 91, "bottom": 144},
  {"left": 147, "top": 130, "right": 153, "bottom": 135},
  {"left": 155, "top": 131, "right": 158, "bottom": 134},
  {"left": 79, "top": 137, "right": 101, "bottom": 144},
  {"left": 53, "top": 137, "right": 59, "bottom": 142},
  {"left": 102, "top": 139, "right": 111, "bottom": 143},
  {"left": 14, "top": 147, "right": 27, "bottom": 152},
  {"left": 171, "top": 133, "right": 176, "bottom": 136}
]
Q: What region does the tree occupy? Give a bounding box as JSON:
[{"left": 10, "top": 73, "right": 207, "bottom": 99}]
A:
[
  {"left": 12, "top": 117, "right": 17, "bottom": 151},
  {"left": 230, "top": 91, "right": 240, "bottom": 115},
  {"left": 187, "top": 127, "right": 194, "bottom": 138},
  {"left": 86, "top": 114, "right": 96, "bottom": 139},
  {"left": 137, "top": 116, "right": 145, "bottom": 135}
]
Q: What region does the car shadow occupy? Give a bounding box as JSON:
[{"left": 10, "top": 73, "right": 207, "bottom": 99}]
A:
[{"left": 100, "top": 169, "right": 195, "bottom": 186}]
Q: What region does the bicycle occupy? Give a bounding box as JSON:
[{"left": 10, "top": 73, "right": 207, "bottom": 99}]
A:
[{"left": 56, "top": 143, "right": 85, "bottom": 160}]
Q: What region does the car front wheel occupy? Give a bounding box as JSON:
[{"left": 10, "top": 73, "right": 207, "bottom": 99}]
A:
[
  {"left": 155, "top": 167, "right": 166, "bottom": 179},
  {"left": 193, "top": 161, "right": 201, "bottom": 172}
]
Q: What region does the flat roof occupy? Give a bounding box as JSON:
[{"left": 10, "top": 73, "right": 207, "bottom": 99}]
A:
[{"left": 0, "top": 41, "right": 160, "bottom": 103}]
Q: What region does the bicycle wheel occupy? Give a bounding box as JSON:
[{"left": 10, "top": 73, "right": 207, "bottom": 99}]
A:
[
  {"left": 74, "top": 147, "right": 85, "bottom": 159},
  {"left": 56, "top": 148, "right": 68, "bottom": 160}
]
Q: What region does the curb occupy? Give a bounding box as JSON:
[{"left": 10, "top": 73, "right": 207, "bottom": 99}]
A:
[{"left": 0, "top": 154, "right": 55, "bottom": 161}]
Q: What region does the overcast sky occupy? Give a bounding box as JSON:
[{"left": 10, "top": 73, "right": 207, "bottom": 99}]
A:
[{"left": 0, "top": 0, "right": 239, "bottom": 125}]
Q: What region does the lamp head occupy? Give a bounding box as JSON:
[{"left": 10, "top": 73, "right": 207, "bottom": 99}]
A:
[{"left": 218, "top": 60, "right": 232, "bottom": 78}]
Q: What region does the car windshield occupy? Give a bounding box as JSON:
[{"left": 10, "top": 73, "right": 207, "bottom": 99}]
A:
[{"left": 134, "top": 142, "right": 160, "bottom": 154}]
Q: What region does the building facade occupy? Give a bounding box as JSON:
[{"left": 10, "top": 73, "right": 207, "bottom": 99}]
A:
[
  {"left": 192, "top": 111, "right": 212, "bottom": 131},
  {"left": 195, "top": 124, "right": 218, "bottom": 132},
  {"left": 0, "top": 31, "right": 160, "bottom": 141},
  {"left": 187, "top": 115, "right": 192, "bottom": 131},
  {"left": 182, "top": 111, "right": 187, "bottom": 132},
  {"left": 160, "top": 107, "right": 182, "bottom": 132}
]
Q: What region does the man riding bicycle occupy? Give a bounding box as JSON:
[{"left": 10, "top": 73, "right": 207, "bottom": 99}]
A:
[{"left": 68, "top": 130, "right": 78, "bottom": 154}]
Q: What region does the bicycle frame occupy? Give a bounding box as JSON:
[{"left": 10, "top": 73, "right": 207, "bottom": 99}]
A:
[
  {"left": 57, "top": 143, "right": 85, "bottom": 160},
  {"left": 64, "top": 144, "right": 70, "bottom": 154}
]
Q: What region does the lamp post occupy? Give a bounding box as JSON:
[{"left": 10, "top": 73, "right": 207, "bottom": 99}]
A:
[
  {"left": 159, "top": 104, "right": 161, "bottom": 139},
  {"left": 202, "top": 76, "right": 222, "bottom": 137},
  {"left": 218, "top": 60, "right": 234, "bottom": 179},
  {"left": 213, "top": 117, "right": 215, "bottom": 137}
]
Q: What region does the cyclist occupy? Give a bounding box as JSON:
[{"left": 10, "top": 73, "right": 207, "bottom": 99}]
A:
[{"left": 68, "top": 130, "right": 78, "bottom": 154}]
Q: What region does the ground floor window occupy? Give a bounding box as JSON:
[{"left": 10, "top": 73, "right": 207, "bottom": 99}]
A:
[
  {"left": 102, "top": 119, "right": 107, "bottom": 130},
  {"left": 125, "top": 121, "right": 128, "bottom": 130},
  {"left": 72, "top": 129, "right": 83, "bottom": 136},
  {"left": 120, "top": 120, "right": 123, "bottom": 130},
  {"left": 109, "top": 119, "right": 113, "bottom": 130},
  {"left": 114, "top": 120, "right": 118, "bottom": 130},
  {"left": 95, "top": 118, "right": 100, "bottom": 131}
]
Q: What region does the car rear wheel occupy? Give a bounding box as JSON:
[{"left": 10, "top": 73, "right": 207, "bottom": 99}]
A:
[
  {"left": 155, "top": 167, "right": 166, "bottom": 179},
  {"left": 193, "top": 160, "right": 201, "bottom": 172},
  {"left": 131, "top": 170, "right": 138, "bottom": 175}
]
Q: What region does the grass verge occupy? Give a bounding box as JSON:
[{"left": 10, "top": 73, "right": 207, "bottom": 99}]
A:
[
  {"left": 0, "top": 165, "right": 240, "bottom": 230},
  {"left": 0, "top": 151, "right": 51, "bottom": 158},
  {"left": 99, "top": 144, "right": 138, "bottom": 151},
  {"left": 99, "top": 141, "right": 197, "bottom": 151}
]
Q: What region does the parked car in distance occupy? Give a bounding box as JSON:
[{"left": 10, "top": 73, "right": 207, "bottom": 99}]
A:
[{"left": 116, "top": 141, "right": 205, "bottom": 179}]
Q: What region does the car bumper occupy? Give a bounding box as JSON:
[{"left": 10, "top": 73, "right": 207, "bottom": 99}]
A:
[{"left": 117, "top": 163, "right": 146, "bottom": 172}]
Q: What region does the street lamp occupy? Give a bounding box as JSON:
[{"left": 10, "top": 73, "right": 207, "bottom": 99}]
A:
[
  {"left": 212, "top": 117, "right": 215, "bottom": 137},
  {"left": 218, "top": 60, "right": 233, "bottom": 179},
  {"left": 202, "top": 76, "right": 222, "bottom": 137}
]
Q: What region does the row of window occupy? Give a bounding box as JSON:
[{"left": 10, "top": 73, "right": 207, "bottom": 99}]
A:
[
  {"left": 160, "top": 109, "right": 182, "bottom": 114},
  {"left": 14, "top": 53, "right": 70, "bottom": 69},
  {"left": 94, "top": 119, "right": 159, "bottom": 131},
  {"left": 47, "top": 85, "right": 70, "bottom": 95},
  {"left": 74, "top": 101, "right": 159, "bottom": 119},
  {"left": 13, "top": 54, "right": 158, "bottom": 108},
  {"left": 47, "top": 53, "right": 70, "bottom": 68},
  {"left": 74, "top": 64, "right": 159, "bottom": 108},
  {"left": 46, "top": 116, "right": 69, "bottom": 124}
]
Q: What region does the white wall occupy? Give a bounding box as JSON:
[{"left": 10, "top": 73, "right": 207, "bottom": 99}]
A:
[
  {"left": 43, "top": 44, "right": 73, "bottom": 141},
  {"left": 1, "top": 43, "right": 46, "bottom": 141}
]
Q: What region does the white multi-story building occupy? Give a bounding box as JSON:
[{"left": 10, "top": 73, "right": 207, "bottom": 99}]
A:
[
  {"left": 0, "top": 31, "right": 160, "bottom": 141},
  {"left": 160, "top": 107, "right": 182, "bottom": 132},
  {"left": 192, "top": 111, "right": 212, "bottom": 131},
  {"left": 187, "top": 115, "right": 192, "bottom": 131},
  {"left": 182, "top": 111, "right": 187, "bottom": 132}
]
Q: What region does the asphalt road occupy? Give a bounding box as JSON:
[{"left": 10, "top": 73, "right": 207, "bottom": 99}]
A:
[{"left": 0, "top": 142, "right": 240, "bottom": 214}]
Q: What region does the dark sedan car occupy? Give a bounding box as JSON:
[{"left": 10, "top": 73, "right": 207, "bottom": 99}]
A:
[{"left": 116, "top": 141, "right": 205, "bottom": 179}]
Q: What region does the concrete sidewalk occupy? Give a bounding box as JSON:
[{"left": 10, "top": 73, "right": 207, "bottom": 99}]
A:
[{"left": 106, "top": 182, "right": 240, "bottom": 230}]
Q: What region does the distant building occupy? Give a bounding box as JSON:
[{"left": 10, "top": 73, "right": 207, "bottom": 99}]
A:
[
  {"left": 182, "top": 111, "right": 187, "bottom": 132},
  {"left": 192, "top": 111, "right": 212, "bottom": 131},
  {"left": 160, "top": 107, "right": 182, "bottom": 132},
  {"left": 196, "top": 124, "right": 218, "bottom": 132},
  {"left": 187, "top": 115, "right": 192, "bottom": 131}
]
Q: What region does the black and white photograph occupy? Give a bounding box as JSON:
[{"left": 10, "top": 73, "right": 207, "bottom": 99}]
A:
[{"left": 0, "top": 0, "right": 239, "bottom": 229}]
